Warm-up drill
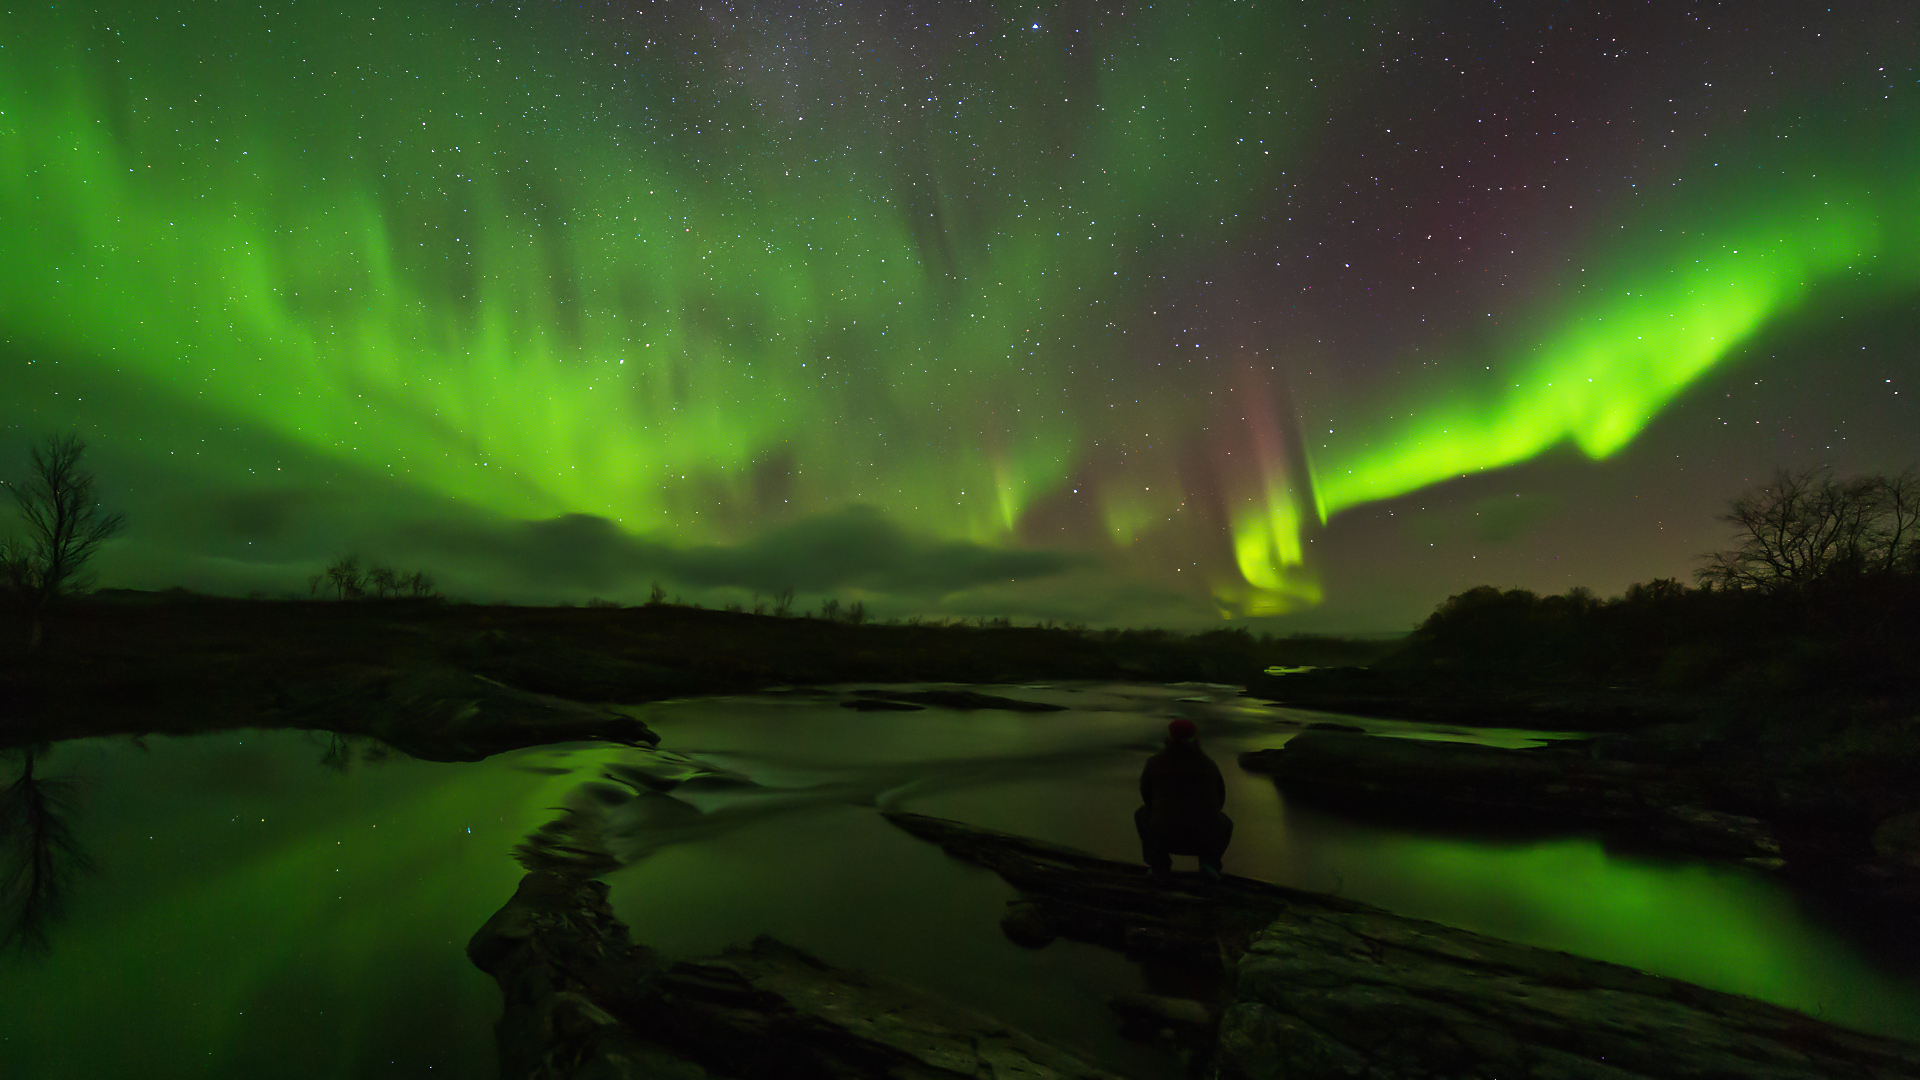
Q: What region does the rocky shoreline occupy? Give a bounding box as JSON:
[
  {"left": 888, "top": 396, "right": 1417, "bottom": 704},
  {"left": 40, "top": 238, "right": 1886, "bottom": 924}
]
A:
[
  {"left": 469, "top": 811, "right": 1920, "bottom": 1080},
  {"left": 1239, "top": 727, "right": 1920, "bottom": 909},
  {"left": 1238, "top": 667, "right": 1719, "bottom": 731}
]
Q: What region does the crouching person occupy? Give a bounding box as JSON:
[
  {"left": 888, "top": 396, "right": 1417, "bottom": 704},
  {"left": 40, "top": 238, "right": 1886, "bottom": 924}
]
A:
[{"left": 1135, "top": 718, "right": 1233, "bottom": 879}]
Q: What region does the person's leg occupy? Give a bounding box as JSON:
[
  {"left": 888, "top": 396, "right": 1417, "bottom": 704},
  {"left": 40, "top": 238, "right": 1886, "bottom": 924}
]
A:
[
  {"left": 1134, "top": 805, "right": 1171, "bottom": 874},
  {"left": 1197, "top": 812, "right": 1234, "bottom": 875}
]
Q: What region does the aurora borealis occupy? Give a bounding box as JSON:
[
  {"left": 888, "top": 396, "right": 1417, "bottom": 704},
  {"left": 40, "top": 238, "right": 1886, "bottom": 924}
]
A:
[{"left": 3, "top": 0, "right": 1916, "bottom": 627}]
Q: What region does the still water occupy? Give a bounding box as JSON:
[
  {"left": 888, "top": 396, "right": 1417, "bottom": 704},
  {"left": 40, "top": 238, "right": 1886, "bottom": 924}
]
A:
[{"left": 2, "top": 682, "right": 1917, "bottom": 1078}]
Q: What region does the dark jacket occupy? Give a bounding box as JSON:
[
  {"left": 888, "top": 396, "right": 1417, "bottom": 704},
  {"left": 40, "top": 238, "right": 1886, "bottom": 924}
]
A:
[{"left": 1139, "top": 738, "right": 1227, "bottom": 836}]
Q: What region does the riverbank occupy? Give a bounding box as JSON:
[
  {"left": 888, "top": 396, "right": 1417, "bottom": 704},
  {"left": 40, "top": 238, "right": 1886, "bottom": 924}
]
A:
[
  {"left": 470, "top": 811, "right": 1920, "bottom": 1080},
  {"left": 0, "top": 592, "right": 1392, "bottom": 756},
  {"left": 1239, "top": 720, "right": 1920, "bottom": 924}
]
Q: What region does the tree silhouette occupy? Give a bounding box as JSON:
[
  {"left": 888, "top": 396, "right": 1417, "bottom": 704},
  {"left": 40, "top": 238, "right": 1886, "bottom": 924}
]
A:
[
  {"left": 5, "top": 434, "right": 126, "bottom": 651},
  {"left": 1697, "top": 467, "right": 1920, "bottom": 591},
  {"left": 365, "top": 565, "right": 400, "bottom": 599},
  {"left": 325, "top": 553, "right": 365, "bottom": 600},
  {"left": 401, "top": 569, "right": 437, "bottom": 599}
]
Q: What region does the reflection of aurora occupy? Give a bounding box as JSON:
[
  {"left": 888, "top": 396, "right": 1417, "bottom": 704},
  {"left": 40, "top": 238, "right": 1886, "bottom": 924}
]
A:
[{"left": 3, "top": 3, "right": 1915, "bottom": 615}]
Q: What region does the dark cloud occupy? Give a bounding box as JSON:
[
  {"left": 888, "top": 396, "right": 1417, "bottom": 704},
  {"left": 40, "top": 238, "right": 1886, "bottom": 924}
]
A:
[
  {"left": 402, "top": 504, "right": 1091, "bottom": 598},
  {"left": 201, "top": 488, "right": 349, "bottom": 544},
  {"left": 673, "top": 506, "right": 1090, "bottom": 594}
]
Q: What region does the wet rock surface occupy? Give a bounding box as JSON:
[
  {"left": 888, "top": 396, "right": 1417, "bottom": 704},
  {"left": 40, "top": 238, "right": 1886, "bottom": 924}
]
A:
[
  {"left": 881, "top": 813, "right": 1920, "bottom": 1080},
  {"left": 839, "top": 697, "right": 926, "bottom": 711},
  {"left": 1221, "top": 906, "right": 1920, "bottom": 1080},
  {"left": 467, "top": 870, "right": 1128, "bottom": 1080},
  {"left": 1241, "top": 667, "right": 1708, "bottom": 731},
  {"left": 1239, "top": 731, "right": 1782, "bottom": 861},
  {"left": 1240, "top": 730, "right": 1920, "bottom": 906},
  {"left": 847, "top": 688, "right": 1069, "bottom": 712},
  {"left": 471, "top": 810, "right": 1920, "bottom": 1080},
  {"left": 276, "top": 666, "right": 661, "bottom": 762}
]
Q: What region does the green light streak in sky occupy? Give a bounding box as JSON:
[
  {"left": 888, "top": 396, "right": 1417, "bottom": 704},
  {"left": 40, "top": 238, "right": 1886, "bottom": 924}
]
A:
[
  {"left": 2, "top": 2, "right": 1915, "bottom": 614},
  {"left": 1310, "top": 179, "right": 1920, "bottom": 520},
  {"left": 0, "top": 2, "right": 1327, "bottom": 551}
]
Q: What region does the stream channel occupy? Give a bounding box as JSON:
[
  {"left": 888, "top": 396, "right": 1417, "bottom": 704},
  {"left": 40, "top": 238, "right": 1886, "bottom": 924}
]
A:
[{"left": 3, "top": 682, "right": 1917, "bottom": 1078}]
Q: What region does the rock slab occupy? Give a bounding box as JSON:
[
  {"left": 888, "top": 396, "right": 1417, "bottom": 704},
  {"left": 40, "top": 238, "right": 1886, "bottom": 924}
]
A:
[
  {"left": 468, "top": 869, "right": 1129, "bottom": 1080},
  {"left": 1239, "top": 731, "right": 1781, "bottom": 862},
  {"left": 883, "top": 812, "right": 1920, "bottom": 1080}
]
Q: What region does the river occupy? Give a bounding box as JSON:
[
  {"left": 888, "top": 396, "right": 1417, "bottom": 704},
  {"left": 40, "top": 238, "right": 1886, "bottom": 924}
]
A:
[{"left": 2, "top": 682, "right": 1916, "bottom": 1078}]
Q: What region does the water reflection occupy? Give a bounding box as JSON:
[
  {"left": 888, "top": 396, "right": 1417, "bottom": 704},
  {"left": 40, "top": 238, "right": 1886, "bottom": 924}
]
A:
[
  {"left": 1, "top": 684, "right": 1917, "bottom": 1080},
  {"left": 0, "top": 745, "right": 95, "bottom": 957},
  {"left": 314, "top": 732, "right": 391, "bottom": 773},
  {"left": 598, "top": 683, "right": 1920, "bottom": 1047},
  {"left": 0, "top": 730, "right": 593, "bottom": 1079}
]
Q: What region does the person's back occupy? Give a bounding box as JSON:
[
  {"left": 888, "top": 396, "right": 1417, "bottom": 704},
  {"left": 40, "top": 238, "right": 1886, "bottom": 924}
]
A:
[{"left": 1135, "top": 719, "right": 1233, "bottom": 877}]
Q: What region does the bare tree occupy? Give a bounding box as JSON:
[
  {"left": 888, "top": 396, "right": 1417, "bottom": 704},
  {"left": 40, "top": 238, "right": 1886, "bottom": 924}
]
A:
[
  {"left": 401, "top": 570, "right": 438, "bottom": 599},
  {"left": 5, "top": 435, "right": 126, "bottom": 650},
  {"left": 1697, "top": 466, "right": 1920, "bottom": 591},
  {"left": 365, "top": 565, "right": 400, "bottom": 599},
  {"left": 324, "top": 553, "right": 365, "bottom": 600},
  {"left": 1863, "top": 468, "right": 1920, "bottom": 575}
]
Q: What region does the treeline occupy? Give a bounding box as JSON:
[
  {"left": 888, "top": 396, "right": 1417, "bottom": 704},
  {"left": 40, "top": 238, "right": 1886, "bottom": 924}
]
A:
[
  {"left": 307, "top": 554, "right": 439, "bottom": 601},
  {"left": 1400, "top": 467, "right": 1920, "bottom": 696}
]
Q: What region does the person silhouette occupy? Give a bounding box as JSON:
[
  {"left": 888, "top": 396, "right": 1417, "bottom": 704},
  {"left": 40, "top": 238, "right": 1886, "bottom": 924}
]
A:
[{"left": 1134, "top": 718, "right": 1233, "bottom": 879}]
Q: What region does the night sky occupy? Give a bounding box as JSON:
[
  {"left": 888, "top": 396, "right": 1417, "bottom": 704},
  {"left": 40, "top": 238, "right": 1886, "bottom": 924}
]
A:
[{"left": 2, "top": 0, "right": 1915, "bottom": 631}]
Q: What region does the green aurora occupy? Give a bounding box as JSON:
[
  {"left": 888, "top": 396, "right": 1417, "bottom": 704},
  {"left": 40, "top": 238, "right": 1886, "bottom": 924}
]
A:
[{"left": 2, "top": 1, "right": 1915, "bottom": 618}]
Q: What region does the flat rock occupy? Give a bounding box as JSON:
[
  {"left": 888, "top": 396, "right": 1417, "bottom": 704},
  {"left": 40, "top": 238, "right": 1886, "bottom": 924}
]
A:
[
  {"left": 839, "top": 698, "right": 926, "bottom": 712},
  {"left": 469, "top": 869, "right": 1130, "bottom": 1080},
  {"left": 1224, "top": 909, "right": 1920, "bottom": 1080},
  {"left": 882, "top": 812, "right": 1920, "bottom": 1080},
  {"left": 278, "top": 666, "right": 660, "bottom": 762},
  {"left": 1239, "top": 731, "right": 1781, "bottom": 861},
  {"left": 850, "top": 688, "right": 1068, "bottom": 712}
]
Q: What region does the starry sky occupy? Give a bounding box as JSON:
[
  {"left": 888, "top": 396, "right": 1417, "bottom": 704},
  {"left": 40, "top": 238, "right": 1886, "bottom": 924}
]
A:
[{"left": 1, "top": 0, "right": 1915, "bottom": 631}]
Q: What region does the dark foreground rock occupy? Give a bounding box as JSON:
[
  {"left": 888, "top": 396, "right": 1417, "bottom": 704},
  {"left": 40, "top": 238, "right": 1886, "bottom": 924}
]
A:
[
  {"left": 1240, "top": 731, "right": 1920, "bottom": 907},
  {"left": 467, "top": 870, "right": 1128, "bottom": 1080},
  {"left": 272, "top": 666, "right": 660, "bottom": 762},
  {"left": 1241, "top": 667, "right": 1709, "bottom": 731},
  {"left": 1239, "top": 731, "right": 1782, "bottom": 862},
  {"left": 883, "top": 812, "right": 1920, "bottom": 1080},
  {"left": 840, "top": 698, "right": 926, "bottom": 711},
  {"left": 849, "top": 688, "right": 1069, "bottom": 712},
  {"left": 470, "top": 811, "right": 1920, "bottom": 1080}
]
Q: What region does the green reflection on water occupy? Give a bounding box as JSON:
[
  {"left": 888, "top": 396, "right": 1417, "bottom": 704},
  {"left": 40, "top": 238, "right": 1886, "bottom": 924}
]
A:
[
  {"left": 1267, "top": 804, "right": 1920, "bottom": 1040},
  {"left": 0, "top": 734, "right": 599, "bottom": 1080},
  {"left": 4, "top": 693, "right": 1918, "bottom": 1080}
]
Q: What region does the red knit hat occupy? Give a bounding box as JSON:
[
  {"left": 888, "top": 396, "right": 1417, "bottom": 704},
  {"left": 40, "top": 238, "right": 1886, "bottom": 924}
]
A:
[{"left": 1168, "top": 718, "right": 1197, "bottom": 741}]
